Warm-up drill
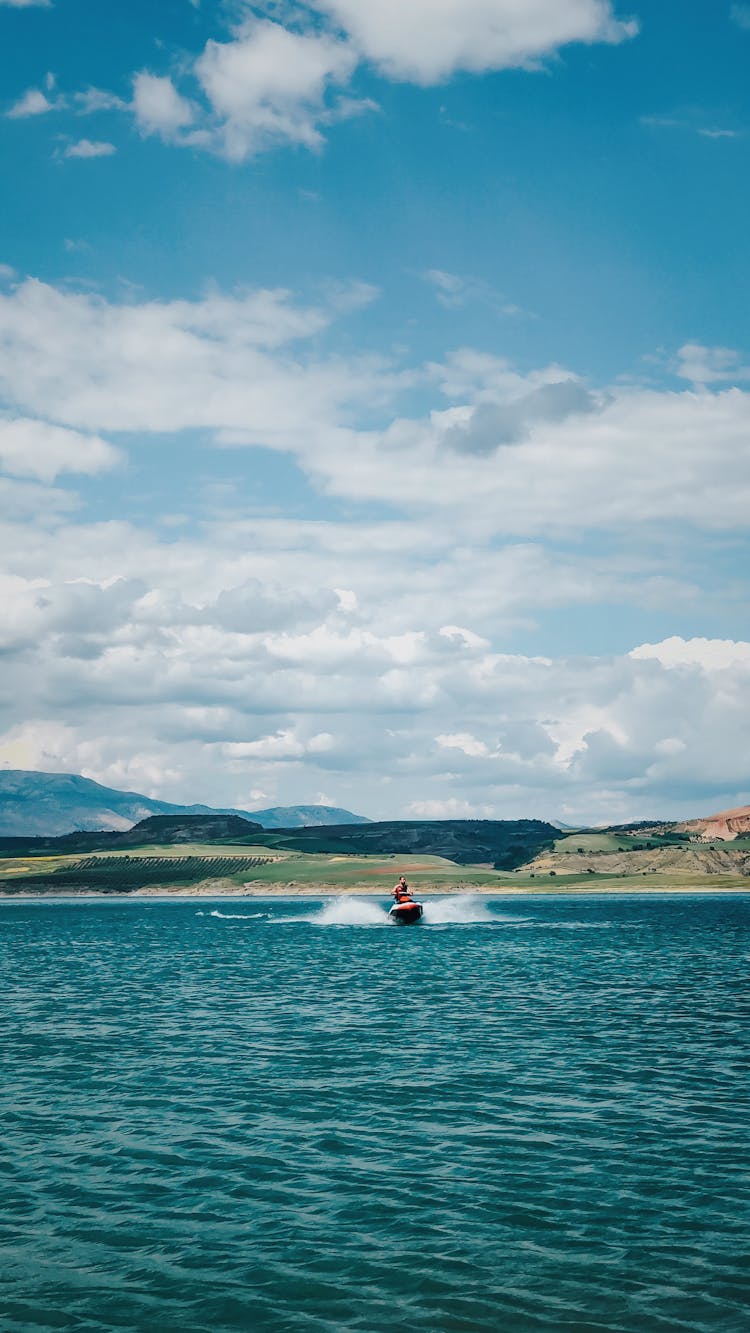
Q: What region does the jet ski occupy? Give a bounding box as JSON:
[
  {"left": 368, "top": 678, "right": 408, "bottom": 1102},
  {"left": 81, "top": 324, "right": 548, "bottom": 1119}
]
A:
[{"left": 389, "top": 898, "right": 424, "bottom": 925}]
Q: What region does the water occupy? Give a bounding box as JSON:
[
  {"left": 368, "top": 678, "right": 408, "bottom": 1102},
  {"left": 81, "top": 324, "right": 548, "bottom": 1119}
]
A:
[{"left": 1, "top": 894, "right": 748, "bottom": 1332}]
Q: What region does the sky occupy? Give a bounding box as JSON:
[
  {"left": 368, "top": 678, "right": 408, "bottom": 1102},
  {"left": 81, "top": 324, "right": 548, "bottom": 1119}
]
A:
[{"left": 0, "top": 0, "right": 749, "bottom": 824}]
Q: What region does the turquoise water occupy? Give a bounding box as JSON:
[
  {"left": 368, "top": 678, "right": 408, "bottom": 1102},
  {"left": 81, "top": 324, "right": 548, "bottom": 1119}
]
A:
[{"left": 1, "top": 893, "right": 748, "bottom": 1332}]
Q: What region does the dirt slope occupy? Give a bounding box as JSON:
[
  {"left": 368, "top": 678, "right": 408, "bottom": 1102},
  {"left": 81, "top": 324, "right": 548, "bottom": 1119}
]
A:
[
  {"left": 675, "top": 804, "right": 750, "bottom": 842},
  {"left": 528, "top": 844, "right": 750, "bottom": 876}
]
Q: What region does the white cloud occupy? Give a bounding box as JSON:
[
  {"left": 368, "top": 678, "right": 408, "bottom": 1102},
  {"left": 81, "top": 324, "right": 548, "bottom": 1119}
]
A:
[
  {"left": 305, "top": 384, "right": 750, "bottom": 535},
  {"left": 0, "top": 722, "right": 78, "bottom": 774},
  {"left": 74, "top": 87, "right": 129, "bottom": 114},
  {"left": 63, "top": 139, "right": 117, "bottom": 159},
  {"left": 223, "top": 730, "right": 334, "bottom": 760},
  {"left": 425, "top": 269, "right": 469, "bottom": 305},
  {"left": 132, "top": 72, "right": 194, "bottom": 140},
  {"left": 675, "top": 343, "right": 750, "bottom": 385},
  {"left": 406, "top": 797, "right": 497, "bottom": 818},
  {"left": 437, "top": 732, "right": 492, "bottom": 758},
  {"left": 0, "top": 418, "right": 120, "bottom": 481},
  {"left": 313, "top": 0, "right": 637, "bottom": 84},
  {"left": 48, "top": 3, "right": 636, "bottom": 163},
  {"left": 0, "top": 277, "right": 356, "bottom": 434},
  {"left": 0, "top": 278, "right": 743, "bottom": 822},
  {"left": 1, "top": 279, "right": 750, "bottom": 540},
  {"left": 0, "top": 1, "right": 52, "bottom": 7},
  {"left": 0, "top": 461, "right": 748, "bottom": 821},
  {"left": 195, "top": 19, "right": 358, "bottom": 159},
  {"left": 439, "top": 626, "right": 490, "bottom": 650},
  {"left": 642, "top": 115, "right": 740, "bottom": 141},
  {"left": 6, "top": 87, "right": 54, "bottom": 118},
  {"left": 697, "top": 127, "right": 738, "bottom": 139},
  {"left": 630, "top": 637, "right": 750, "bottom": 672}
]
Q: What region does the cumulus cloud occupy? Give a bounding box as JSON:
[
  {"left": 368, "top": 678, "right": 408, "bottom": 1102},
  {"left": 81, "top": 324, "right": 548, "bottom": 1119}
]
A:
[
  {"left": 407, "top": 797, "right": 497, "bottom": 818},
  {"left": 194, "top": 19, "right": 358, "bottom": 158},
  {"left": 41, "top": 2, "right": 636, "bottom": 161},
  {"left": 0, "top": 273, "right": 747, "bottom": 820},
  {"left": 444, "top": 379, "right": 600, "bottom": 452},
  {"left": 182, "top": 2, "right": 637, "bottom": 156},
  {"left": 6, "top": 87, "right": 55, "bottom": 117},
  {"left": 1, "top": 278, "right": 750, "bottom": 539},
  {"left": 312, "top": 0, "right": 637, "bottom": 84},
  {"left": 675, "top": 343, "right": 750, "bottom": 385},
  {"left": 300, "top": 383, "right": 750, "bottom": 538},
  {"left": 4, "top": 625, "right": 746, "bottom": 824},
  {"left": 630, "top": 637, "right": 750, "bottom": 671},
  {"left": 223, "top": 730, "right": 334, "bottom": 760},
  {"left": 132, "top": 72, "right": 195, "bottom": 140},
  {"left": 0, "top": 418, "right": 120, "bottom": 481},
  {"left": 0, "top": 450, "right": 747, "bottom": 821},
  {"left": 63, "top": 138, "right": 117, "bottom": 158},
  {"left": 0, "top": 277, "right": 359, "bottom": 435}
]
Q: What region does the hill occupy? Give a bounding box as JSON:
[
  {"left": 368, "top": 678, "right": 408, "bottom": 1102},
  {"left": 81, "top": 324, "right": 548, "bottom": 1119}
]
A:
[
  {"left": 675, "top": 804, "right": 750, "bottom": 842},
  {"left": 0, "top": 770, "right": 368, "bottom": 836},
  {"left": 0, "top": 814, "right": 558, "bottom": 870},
  {"left": 114, "top": 814, "right": 265, "bottom": 844},
  {"left": 234, "top": 818, "right": 557, "bottom": 869},
  {"left": 247, "top": 804, "right": 370, "bottom": 829}
]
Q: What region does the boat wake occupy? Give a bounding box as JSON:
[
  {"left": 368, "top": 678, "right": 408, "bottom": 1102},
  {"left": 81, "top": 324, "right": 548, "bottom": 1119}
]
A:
[
  {"left": 422, "top": 895, "right": 516, "bottom": 925},
  {"left": 275, "top": 894, "right": 518, "bottom": 928},
  {"left": 205, "top": 909, "right": 267, "bottom": 920},
  {"left": 307, "top": 898, "right": 391, "bottom": 927}
]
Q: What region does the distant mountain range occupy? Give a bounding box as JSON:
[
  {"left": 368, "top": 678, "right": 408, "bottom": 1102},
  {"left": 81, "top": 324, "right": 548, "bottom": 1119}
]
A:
[{"left": 0, "top": 770, "right": 369, "bottom": 837}]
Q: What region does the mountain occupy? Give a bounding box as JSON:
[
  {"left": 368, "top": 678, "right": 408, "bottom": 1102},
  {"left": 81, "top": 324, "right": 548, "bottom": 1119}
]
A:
[
  {"left": 247, "top": 804, "right": 370, "bottom": 829},
  {"left": 0, "top": 770, "right": 368, "bottom": 837}
]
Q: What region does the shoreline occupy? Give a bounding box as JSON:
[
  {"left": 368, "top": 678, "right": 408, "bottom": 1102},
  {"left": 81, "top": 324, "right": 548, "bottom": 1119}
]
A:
[{"left": 1, "top": 883, "right": 749, "bottom": 901}]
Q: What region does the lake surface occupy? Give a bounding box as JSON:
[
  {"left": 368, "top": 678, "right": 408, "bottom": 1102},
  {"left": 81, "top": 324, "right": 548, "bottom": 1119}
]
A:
[{"left": 1, "top": 894, "right": 748, "bottom": 1332}]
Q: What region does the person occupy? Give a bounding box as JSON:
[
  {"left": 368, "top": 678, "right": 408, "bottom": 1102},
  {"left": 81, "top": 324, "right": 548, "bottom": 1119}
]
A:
[{"left": 393, "top": 874, "right": 412, "bottom": 903}]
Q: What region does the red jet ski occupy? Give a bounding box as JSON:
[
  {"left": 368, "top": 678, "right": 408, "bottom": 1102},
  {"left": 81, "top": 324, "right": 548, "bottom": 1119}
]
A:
[{"left": 389, "top": 892, "right": 424, "bottom": 925}]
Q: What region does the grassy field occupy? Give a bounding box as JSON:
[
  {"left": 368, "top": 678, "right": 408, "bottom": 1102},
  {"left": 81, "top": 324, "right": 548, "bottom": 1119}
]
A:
[
  {"left": 552, "top": 831, "right": 695, "bottom": 855},
  {"left": 500, "top": 868, "right": 748, "bottom": 893},
  {"left": 553, "top": 833, "right": 637, "bottom": 854},
  {"left": 0, "top": 840, "right": 747, "bottom": 897}
]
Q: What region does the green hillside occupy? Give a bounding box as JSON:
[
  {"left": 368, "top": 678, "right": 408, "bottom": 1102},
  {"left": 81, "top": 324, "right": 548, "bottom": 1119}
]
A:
[
  {"left": 0, "top": 814, "right": 557, "bottom": 867},
  {"left": 0, "top": 814, "right": 558, "bottom": 894}
]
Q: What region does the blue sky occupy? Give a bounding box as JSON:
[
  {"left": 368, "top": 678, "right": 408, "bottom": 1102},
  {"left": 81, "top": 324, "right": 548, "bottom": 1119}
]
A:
[{"left": 0, "top": 0, "right": 748, "bottom": 822}]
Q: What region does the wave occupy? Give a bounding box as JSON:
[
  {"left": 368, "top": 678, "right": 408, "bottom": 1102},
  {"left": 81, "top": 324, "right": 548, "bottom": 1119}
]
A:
[
  {"left": 422, "top": 894, "right": 511, "bottom": 925},
  {"left": 279, "top": 894, "right": 517, "bottom": 928},
  {"left": 208, "top": 909, "right": 267, "bottom": 920},
  {"left": 307, "top": 898, "right": 391, "bottom": 927}
]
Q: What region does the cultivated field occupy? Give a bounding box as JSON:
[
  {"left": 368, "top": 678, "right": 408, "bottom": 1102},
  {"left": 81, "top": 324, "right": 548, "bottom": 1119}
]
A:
[{"left": 0, "top": 839, "right": 747, "bottom": 897}]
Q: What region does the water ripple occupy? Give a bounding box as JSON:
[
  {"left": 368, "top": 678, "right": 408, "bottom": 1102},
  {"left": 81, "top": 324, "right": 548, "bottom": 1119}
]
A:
[{"left": 1, "top": 894, "right": 748, "bottom": 1331}]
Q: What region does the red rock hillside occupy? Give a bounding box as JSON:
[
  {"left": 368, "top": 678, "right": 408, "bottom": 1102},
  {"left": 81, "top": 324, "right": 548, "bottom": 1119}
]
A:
[{"left": 677, "top": 805, "right": 750, "bottom": 841}]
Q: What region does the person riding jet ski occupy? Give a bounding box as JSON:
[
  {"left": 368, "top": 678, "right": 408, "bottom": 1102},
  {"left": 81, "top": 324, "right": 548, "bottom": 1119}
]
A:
[
  {"left": 393, "top": 875, "right": 412, "bottom": 904},
  {"left": 389, "top": 875, "right": 424, "bottom": 924}
]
